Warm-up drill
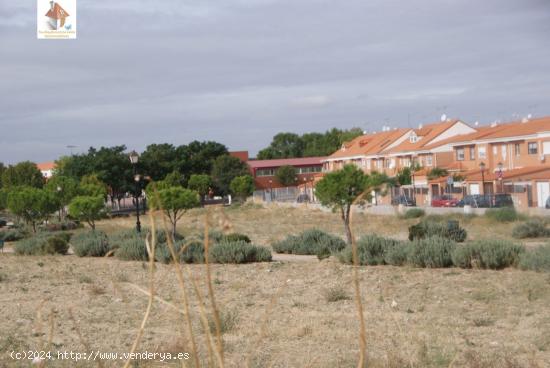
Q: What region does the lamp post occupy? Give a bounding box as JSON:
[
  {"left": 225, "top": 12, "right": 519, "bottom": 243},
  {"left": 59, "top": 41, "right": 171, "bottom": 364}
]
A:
[
  {"left": 129, "top": 150, "right": 141, "bottom": 233},
  {"left": 411, "top": 169, "right": 416, "bottom": 204},
  {"left": 57, "top": 186, "right": 62, "bottom": 221},
  {"left": 479, "top": 162, "right": 486, "bottom": 195},
  {"left": 303, "top": 177, "right": 308, "bottom": 201},
  {"left": 497, "top": 162, "right": 504, "bottom": 193},
  {"left": 268, "top": 179, "right": 273, "bottom": 202}
]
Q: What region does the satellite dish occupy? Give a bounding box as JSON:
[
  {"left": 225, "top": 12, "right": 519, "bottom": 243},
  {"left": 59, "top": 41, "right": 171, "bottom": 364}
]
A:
[{"left": 441, "top": 114, "right": 447, "bottom": 122}]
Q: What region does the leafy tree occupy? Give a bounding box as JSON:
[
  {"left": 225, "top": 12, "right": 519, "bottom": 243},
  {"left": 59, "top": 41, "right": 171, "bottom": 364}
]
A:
[
  {"left": 176, "top": 141, "right": 228, "bottom": 182},
  {"left": 230, "top": 175, "right": 255, "bottom": 201},
  {"left": 427, "top": 167, "right": 449, "bottom": 180},
  {"left": 68, "top": 196, "right": 106, "bottom": 230},
  {"left": 148, "top": 187, "right": 200, "bottom": 235},
  {"left": 315, "top": 165, "right": 389, "bottom": 244},
  {"left": 79, "top": 175, "right": 108, "bottom": 198},
  {"left": 1, "top": 161, "right": 44, "bottom": 189},
  {"left": 211, "top": 155, "right": 250, "bottom": 195},
  {"left": 188, "top": 174, "right": 212, "bottom": 203},
  {"left": 163, "top": 171, "right": 184, "bottom": 188},
  {"left": 0, "top": 188, "right": 7, "bottom": 210},
  {"left": 0, "top": 162, "right": 5, "bottom": 188},
  {"left": 275, "top": 165, "right": 297, "bottom": 186},
  {"left": 257, "top": 133, "right": 304, "bottom": 159},
  {"left": 7, "top": 187, "right": 57, "bottom": 232},
  {"left": 140, "top": 143, "right": 179, "bottom": 182},
  {"left": 45, "top": 175, "right": 79, "bottom": 220}
]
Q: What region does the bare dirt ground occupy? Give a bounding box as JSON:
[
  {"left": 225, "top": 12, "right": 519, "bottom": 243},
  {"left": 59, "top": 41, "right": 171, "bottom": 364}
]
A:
[{"left": 0, "top": 205, "right": 549, "bottom": 367}]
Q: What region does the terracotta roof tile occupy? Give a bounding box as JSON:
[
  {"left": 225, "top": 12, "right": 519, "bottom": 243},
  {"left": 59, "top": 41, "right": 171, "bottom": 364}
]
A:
[
  {"left": 247, "top": 156, "right": 326, "bottom": 169},
  {"left": 46, "top": 3, "right": 69, "bottom": 19}
]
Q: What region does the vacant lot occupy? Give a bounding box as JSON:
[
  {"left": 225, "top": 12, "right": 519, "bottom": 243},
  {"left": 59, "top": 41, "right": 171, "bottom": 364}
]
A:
[{"left": 1, "top": 205, "right": 549, "bottom": 367}]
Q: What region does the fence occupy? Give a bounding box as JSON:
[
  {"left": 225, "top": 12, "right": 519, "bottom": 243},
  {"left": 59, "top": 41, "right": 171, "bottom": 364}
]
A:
[{"left": 254, "top": 186, "right": 301, "bottom": 203}]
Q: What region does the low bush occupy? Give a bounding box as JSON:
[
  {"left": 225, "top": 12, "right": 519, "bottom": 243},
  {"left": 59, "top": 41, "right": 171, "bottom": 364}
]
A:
[
  {"left": 209, "top": 310, "right": 238, "bottom": 334},
  {"left": 210, "top": 241, "right": 272, "bottom": 263},
  {"left": 72, "top": 231, "right": 110, "bottom": 257},
  {"left": 115, "top": 234, "right": 149, "bottom": 261},
  {"left": 407, "top": 236, "right": 456, "bottom": 268},
  {"left": 408, "top": 220, "right": 467, "bottom": 242},
  {"left": 519, "top": 245, "right": 550, "bottom": 272},
  {"left": 0, "top": 228, "right": 27, "bottom": 242},
  {"left": 337, "top": 234, "right": 407, "bottom": 266},
  {"left": 272, "top": 229, "right": 346, "bottom": 255},
  {"left": 485, "top": 207, "right": 524, "bottom": 223},
  {"left": 221, "top": 233, "right": 251, "bottom": 243},
  {"left": 41, "top": 220, "right": 80, "bottom": 232},
  {"left": 511, "top": 219, "right": 550, "bottom": 239},
  {"left": 452, "top": 239, "right": 524, "bottom": 269},
  {"left": 155, "top": 240, "right": 208, "bottom": 264},
  {"left": 324, "top": 286, "right": 351, "bottom": 302},
  {"left": 401, "top": 208, "right": 425, "bottom": 219},
  {"left": 13, "top": 233, "right": 69, "bottom": 255}
]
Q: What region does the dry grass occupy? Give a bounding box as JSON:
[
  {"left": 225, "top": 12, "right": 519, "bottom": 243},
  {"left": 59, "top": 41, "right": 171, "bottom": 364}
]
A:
[{"left": 0, "top": 205, "right": 549, "bottom": 367}]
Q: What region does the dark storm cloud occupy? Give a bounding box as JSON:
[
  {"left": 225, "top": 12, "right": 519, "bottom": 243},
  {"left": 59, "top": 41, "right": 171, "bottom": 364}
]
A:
[{"left": 0, "top": 0, "right": 549, "bottom": 163}]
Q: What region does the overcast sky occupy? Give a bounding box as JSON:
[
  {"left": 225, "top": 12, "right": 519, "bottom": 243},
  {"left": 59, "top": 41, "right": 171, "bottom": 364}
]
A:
[{"left": 1, "top": 0, "right": 549, "bottom": 164}]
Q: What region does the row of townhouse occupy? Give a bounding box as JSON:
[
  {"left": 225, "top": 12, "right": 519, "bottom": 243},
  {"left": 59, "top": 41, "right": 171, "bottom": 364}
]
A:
[{"left": 323, "top": 116, "right": 550, "bottom": 209}]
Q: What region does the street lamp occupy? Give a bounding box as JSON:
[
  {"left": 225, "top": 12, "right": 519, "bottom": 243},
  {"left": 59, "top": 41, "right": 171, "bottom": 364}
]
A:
[
  {"left": 479, "top": 162, "right": 486, "bottom": 195},
  {"left": 129, "top": 150, "right": 141, "bottom": 233},
  {"left": 268, "top": 179, "right": 273, "bottom": 202},
  {"left": 497, "top": 162, "right": 504, "bottom": 193}
]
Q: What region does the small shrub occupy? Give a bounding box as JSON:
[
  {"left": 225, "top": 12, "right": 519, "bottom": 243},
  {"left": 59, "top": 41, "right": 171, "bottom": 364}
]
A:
[
  {"left": 41, "top": 221, "right": 80, "bottom": 232},
  {"left": 337, "top": 234, "right": 407, "bottom": 266},
  {"left": 209, "top": 310, "right": 238, "bottom": 334},
  {"left": 324, "top": 286, "right": 351, "bottom": 302},
  {"left": 0, "top": 228, "right": 27, "bottom": 242},
  {"left": 512, "top": 219, "right": 549, "bottom": 239},
  {"left": 402, "top": 208, "right": 425, "bottom": 219},
  {"left": 43, "top": 236, "right": 69, "bottom": 255},
  {"left": 54, "top": 232, "right": 72, "bottom": 243},
  {"left": 181, "top": 241, "right": 206, "bottom": 263},
  {"left": 221, "top": 233, "right": 251, "bottom": 243},
  {"left": 272, "top": 229, "right": 346, "bottom": 255},
  {"left": 115, "top": 234, "right": 149, "bottom": 261},
  {"left": 407, "top": 236, "right": 456, "bottom": 268},
  {"left": 519, "top": 245, "right": 550, "bottom": 272},
  {"left": 210, "top": 241, "right": 272, "bottom": 263},
  {"left": 408, "top": 220, "right": 467, "bottom": 242},
  {"left": 485, "top": 207, "right": 524, "bottom": 223},
  {"left": 72, "top": 231, "right": 110, "bottom": 257},
  {"left": 452, "top": 239, "right": 525, "bottom": 269}
]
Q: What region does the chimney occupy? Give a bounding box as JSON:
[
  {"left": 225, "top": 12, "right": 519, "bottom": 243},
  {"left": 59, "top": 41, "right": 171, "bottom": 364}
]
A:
[
  {"left": 50, "top": 1, "right": 55, "bottom": 10},
  {"left": 522, "top": 117, "right": 529, "bottom": 123},
  {"left": 418, "top": 123, "right": 423, "bottom": 129}
]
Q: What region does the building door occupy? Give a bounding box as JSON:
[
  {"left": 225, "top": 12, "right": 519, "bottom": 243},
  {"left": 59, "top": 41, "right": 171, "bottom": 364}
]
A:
[
  {"left": 469, "top": 184, "right": 480, "bottom": 195},
  {"left": 536, "top": 182, "right": 550, "bottom": 208},
  {"left": 484, "top": 183, "right": 494, "bottom": 195},
  {"left": 431, "top": 184, "right": 440, "bottom": 197}
]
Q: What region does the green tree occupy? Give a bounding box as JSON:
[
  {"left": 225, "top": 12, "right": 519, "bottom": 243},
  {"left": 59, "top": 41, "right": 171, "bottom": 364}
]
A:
[
  {"left": 79, "top": 175, "right": 108, "bottom": 198},
  {"left": 148, "top": 187, "right": 200, "bottom": 235},
  {"left": 188, "top": 174, "right": 212, "bottom": 204},
  {"left": 230, "top": 175, "right": 255, "bottom": 202},
  {"left": 7, "top": 187, "right": 57, "bottom": 232},
  {"left": 0, "top": 188, "right": 8, "bottom": 210},
  {"left": 275, "top": 165, "right": 297, "bottom": 186},
  {"left": 45, "top": 175, "right": 79, "bottom": 220},
  {"left": 257, "top": 133, "right": 304, "bottom": 159},
  {"left": 163, "top": 171, "right": 184, "bottom": 188},
  {"left": 68, "top": 196, "right": 106, "bottom": 230},
  {"left": 427, "top": 167, "right": 448, "bottom": 180},
  {"left": 139, "top": 143, "right": 179, "bottom": 182},
  {"left": 315, "top": 165, "right": 389, "bottom": 244},
  {"left": 211, "top": 155, "right": 250, "bottom": 195},
  {"left": 0, "top": 162, "right": 5, "bottom": 188},
  {"left": 1, "top": 161, "right": 44, "bottom": 189},
  {"left": 175, "top": 141, "right": 228, "bottom": 182}
]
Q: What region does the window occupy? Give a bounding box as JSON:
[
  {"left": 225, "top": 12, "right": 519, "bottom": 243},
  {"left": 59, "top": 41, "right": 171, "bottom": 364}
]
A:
[
  {"left": 389, "top": 159, "right": 395, "bottom": 168},
  {"left": 528, "top": 142, "right": 538, "bottom": 155},
  {"left": 297, "top": 166, "right": 322, "bottom": 174},
  {"left": 409, "top": 133, "right": 418, "bottom": 143},
  {"left": 469, "top": 147, "right": 475, "bottom": 160},
  {"left": 256, "top": 168, "right": 275, "bottom": 177},
  {"left": 514, "top": 143, "right": 520, "bottom": 156},
  {"left": 425, "top": 155, "right": 433, "bottom": 167},
  {"left": 478, "top": 146, "right": 486, "bottom": 159},
  {"left": 493, "top": 146, "right": 498, "bottom": 155},
  {"left": 543, "top": 141, "right": 550, "bottom": 155},
  {"left": 456, "top": 148, "right": 465, "bottom": 161},
  {"left": 501, "top": 145, "right": 507, "bottom": 160},
  {"left": 376, "top": 159, "right": 383, "bottom": 169}
]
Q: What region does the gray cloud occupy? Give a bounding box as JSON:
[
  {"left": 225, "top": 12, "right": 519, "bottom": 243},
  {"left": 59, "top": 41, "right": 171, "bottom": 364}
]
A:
[{"left": 0, "top": 0, "right": 549, "bottom": 163}]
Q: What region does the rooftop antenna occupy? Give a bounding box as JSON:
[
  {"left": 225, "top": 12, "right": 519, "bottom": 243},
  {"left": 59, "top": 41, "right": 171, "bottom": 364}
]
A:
[
  {"left": 440, "top": 114, "right": 447, "bottom": 122},
  {"left": 66, "top": 145, "right": 77, "bottom": 155}
]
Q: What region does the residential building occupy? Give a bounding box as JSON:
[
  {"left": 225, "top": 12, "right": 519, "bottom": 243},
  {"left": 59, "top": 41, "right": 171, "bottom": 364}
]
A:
[
  {"left": 248, "top": 156, "right": 325, "bottom": 190},
  {"left": 36, "top": 161, "right": 56, "bottom": 179}
]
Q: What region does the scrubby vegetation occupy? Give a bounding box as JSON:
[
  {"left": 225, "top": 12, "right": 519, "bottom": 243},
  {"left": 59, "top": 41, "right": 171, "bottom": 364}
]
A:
[
  {"left": 272, "top": 229, "right": 346, "bottom": 256},
  {"left": 337, "top": 234, "right": 407, "bottom": 266},
  {"left": 408, "top": 219, "right": 467, "bottom": 242},
  {"left": 452, "top": 239, "right": 525, "bottom": 269},
  {"left": 13, "top": 233, "right": 70, "bottom": 255},
  {"left": 519, "top": 244, "right": 550, "bottom": 272},
  {"left": 485, "top": 207, "right": 525, "bottom": 223},
  {"left": 72, "top": 231, "right": 110, "bottom": 257},
  {"left": 511, "top": 218, "right": 550, "bottom": 239},
  {"left": 0, "top": 228, "right": 27, "bottom": 242},
  {"left": 407, "top": 236, "right": 456, "bottom": 268},
  {"left": 210, "top": 241, "right": 272, "bottom": 263},
  {"left": 401, "top": 208, "right": 425, "bottom": 219},
  {"left": 114, "top": 233, "right": 149, "bottom": 261}
]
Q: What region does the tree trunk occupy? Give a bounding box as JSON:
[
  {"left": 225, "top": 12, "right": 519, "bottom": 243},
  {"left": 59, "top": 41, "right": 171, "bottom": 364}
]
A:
[
  {"left": 172, "top": 220, "right": 177, "bottom": 238},
  {"left": 341, "top": 206, "right": 353, "bottom": 245},
  {"left": 32, "top": 221, "right": 37, "bottom": 233}
]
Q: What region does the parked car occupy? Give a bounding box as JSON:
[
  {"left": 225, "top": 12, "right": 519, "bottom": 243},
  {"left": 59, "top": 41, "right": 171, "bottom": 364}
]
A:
[
  {"left": 391, "top": 195, "right": 416, "bottom": 207},
  {"left": 431, "top": 195, "right": 459, "bottom": 207},
  {"left": 296, "top": 194, "right": 310, "bottom": 203},
  {"left": 0, "top": 219, "right": 7, "bottom": 228},
  {"left": 457, "top": 194, "right": 513, "bottom": 208}
]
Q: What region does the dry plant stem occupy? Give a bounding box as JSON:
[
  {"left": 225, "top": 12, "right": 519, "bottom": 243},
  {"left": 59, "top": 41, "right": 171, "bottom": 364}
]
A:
[
  {"left": 350, "top": 194, "right": 367, "bottom": 368},
  {"left": 161, "top": 212, "right": 200, "bottom": 368},
  {"left": 204, "top": 211, "right": 225, "bottom": 366},
  {"left": 127, "top": 283, "right": 186, "bottom": 315},
  {"left": 122, "top": 213, "right": 157, "bottom": 368},
  {"left": 68, "top": 308, "right": 105, "bottom": 368}
]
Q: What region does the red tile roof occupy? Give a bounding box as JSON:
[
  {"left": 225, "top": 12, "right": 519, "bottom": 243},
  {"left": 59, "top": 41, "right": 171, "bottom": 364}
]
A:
[
  {"left": 384, "top": 120, "right": 463, "bottom": 154},
  {"left": 326, "top": 128, "right": 410, "bottom": 159},
  {"left": 36, "top": 162, "right": 56, "bottom": 171},
  {"left": 247, "top": 156, "right": 326, "bottom": 169},
  {"left": 46, "top": 3, "right": 69, "bottom": 19}
]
